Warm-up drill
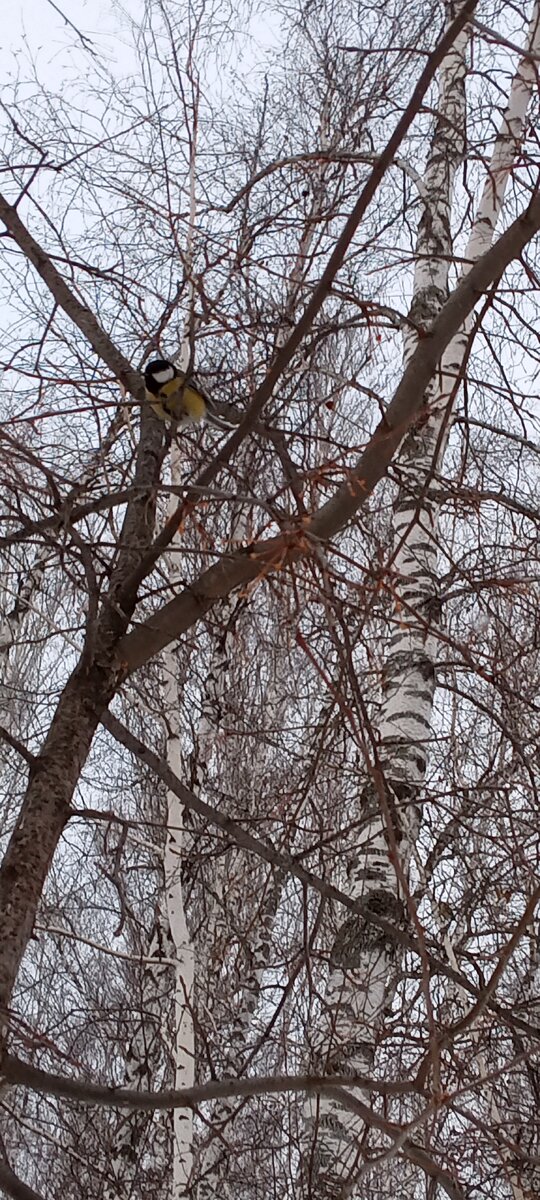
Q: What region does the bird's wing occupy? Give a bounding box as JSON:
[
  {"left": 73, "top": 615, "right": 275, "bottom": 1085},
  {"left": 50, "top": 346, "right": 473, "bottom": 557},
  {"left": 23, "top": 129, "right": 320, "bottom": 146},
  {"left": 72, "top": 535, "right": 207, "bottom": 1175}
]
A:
[
  {"left": 181, "top": 385, "right": 207, "bottom": 422},
  {"left": 151, "top": 376, "right": 206, "bottom": 423},
  {"left": 158, "top": 376, "right": 188, "bottom": 419}
]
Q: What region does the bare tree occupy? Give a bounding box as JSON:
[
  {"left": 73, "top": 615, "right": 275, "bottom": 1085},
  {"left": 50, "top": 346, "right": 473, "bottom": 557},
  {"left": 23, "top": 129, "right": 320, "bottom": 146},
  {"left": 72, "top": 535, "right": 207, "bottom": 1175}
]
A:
[{"left": 1, "top": 1, "right": 540, "bottom": 1199}]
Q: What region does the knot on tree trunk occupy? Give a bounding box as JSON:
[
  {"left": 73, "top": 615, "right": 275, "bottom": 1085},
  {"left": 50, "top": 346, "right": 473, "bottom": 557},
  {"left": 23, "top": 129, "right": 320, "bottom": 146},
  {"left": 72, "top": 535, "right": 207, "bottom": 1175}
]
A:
[{"left": 330, "top": 890, "right": 404, "bottom": 967}]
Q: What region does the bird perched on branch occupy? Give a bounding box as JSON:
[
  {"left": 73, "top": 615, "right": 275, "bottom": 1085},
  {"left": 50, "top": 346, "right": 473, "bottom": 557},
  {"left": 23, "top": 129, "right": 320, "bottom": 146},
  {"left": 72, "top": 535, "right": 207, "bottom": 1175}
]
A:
[
  {"left": 144, "top": 358, "right": 208, "bottom": 425},
  {"left": 143, "top": 357, "right": 237, "bottom": 432}
]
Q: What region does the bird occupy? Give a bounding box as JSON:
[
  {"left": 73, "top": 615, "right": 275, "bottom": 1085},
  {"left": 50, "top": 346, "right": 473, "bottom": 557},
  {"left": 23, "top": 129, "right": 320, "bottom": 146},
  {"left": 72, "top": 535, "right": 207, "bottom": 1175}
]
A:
[{"left": 143, "top": 358, "right": 208, "bottom": 425}]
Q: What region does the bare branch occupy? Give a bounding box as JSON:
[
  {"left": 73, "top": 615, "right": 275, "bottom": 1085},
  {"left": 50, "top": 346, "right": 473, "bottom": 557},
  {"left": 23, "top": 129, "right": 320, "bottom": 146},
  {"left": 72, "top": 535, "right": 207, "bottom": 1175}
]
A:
[
  {"left": 120, "top": 192, "right": 540, "bottom": 671},
  {"left": 0, "top": 195, "right": 143, "bottom": 399},
  {"left": 2, "top": 1057, "right": 416, "bottom": 1109},
  {"left": 100, "top": 710, "right": 540, "bottom": 1043}
]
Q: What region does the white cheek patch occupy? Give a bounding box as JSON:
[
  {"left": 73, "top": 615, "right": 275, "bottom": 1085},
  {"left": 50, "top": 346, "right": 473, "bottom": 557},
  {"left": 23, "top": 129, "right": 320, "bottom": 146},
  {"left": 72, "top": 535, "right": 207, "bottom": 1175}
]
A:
[{"left": 154, "top": 367, "right": 175, "bottom": 384}]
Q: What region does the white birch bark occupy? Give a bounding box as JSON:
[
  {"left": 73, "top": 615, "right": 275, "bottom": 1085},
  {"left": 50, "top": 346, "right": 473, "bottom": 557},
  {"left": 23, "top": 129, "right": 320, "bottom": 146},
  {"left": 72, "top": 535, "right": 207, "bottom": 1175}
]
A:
[
  {"left": 195, "top": 685, "right": 288, "bottom": 1200},
  {"left": 0, "top": 551, "right": 48, "bottom": 664},
  {"left": 138, "top": 106, "right": 202, "bottom": 1195},
  {"left": 304, "top": 6, "right": 540, "bottom": 1192},
  {"left": 163, "top": 623, "right": 196, "bottom": 1198},
  {"left": 103, "top": 907, "right": 176, "bottom": 1199},
  {"left": 380, "top": 0, "right": 540, "bottom": 777},
  {"left": 0, "top": 548, "right": 50, "bottom": 757},
  {"left": 160, "top": 210, "right": 200, "bottom": 1192}
]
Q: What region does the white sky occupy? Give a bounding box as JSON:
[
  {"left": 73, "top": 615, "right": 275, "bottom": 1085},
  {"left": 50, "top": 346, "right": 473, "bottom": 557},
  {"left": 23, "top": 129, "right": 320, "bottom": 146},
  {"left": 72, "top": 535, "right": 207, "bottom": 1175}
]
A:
[
  {"left": 0, "top": 0, "right": 149, "bottom": 103},
  {"left": 1, "top": 0, "right": 283, "bottom": 94},
  {"left": 3, "top": 0, "right": 133, "bottom": 67}
]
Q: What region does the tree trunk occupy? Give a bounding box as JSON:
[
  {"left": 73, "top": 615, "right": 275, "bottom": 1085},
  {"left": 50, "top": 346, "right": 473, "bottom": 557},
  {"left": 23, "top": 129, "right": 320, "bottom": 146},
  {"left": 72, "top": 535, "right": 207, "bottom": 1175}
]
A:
[
  {"left": 303, "top": 3, "right": 540, "bottom": 1192},
  {"left": 0, "top": 409, "right": 165, "bottom": 1041}
]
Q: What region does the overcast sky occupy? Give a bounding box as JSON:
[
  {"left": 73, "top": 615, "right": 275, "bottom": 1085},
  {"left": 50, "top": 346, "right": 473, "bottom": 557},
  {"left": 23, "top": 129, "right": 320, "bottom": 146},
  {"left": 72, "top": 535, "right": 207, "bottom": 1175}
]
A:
[
  {"left": 2, "top": 0, "right": 282, "bottom": 96},
  {"left": 2, "top": 0, "right": 142, "bottom": 84}
]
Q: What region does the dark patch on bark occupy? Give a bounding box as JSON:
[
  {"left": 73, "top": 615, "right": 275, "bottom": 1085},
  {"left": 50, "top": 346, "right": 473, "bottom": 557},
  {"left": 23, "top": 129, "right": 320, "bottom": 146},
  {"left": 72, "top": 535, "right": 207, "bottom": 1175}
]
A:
[
  {"left": 330, "top": 890, "right": 404, "bottom": 966},
  {"left": 326, "top": 1040, "right": 375, "bottom": 1075}
]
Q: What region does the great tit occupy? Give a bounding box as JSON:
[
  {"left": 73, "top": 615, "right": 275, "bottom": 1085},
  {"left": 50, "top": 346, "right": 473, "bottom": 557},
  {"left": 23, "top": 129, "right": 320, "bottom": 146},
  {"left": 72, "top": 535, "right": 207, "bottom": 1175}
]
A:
[{"left": 144, "top": 358, "right": 208, "bottom": 425}]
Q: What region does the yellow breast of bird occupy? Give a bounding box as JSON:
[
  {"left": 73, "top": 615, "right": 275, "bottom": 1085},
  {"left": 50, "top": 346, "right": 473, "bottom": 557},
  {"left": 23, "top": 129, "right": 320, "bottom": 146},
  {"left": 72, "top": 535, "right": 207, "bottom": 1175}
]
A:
[{"left": 157, "top": 377, "right": 206, "bottom": 423}]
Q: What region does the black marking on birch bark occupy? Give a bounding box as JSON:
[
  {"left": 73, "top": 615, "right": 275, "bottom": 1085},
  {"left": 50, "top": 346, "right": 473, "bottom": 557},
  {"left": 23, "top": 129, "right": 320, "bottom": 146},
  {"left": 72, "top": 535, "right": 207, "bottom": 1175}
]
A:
[
  {"left": 402, "top": 531, "right": 437, "bottom": 552},
  {"left": 330, "top": 893, "right": 404, "bottom": 964},
  {"left": 399, "top": 589, "right": 439, "bottom": 610},
  {"left": 396, "top": 418, "right": 443, "bottom": 460},
  {"left": 408, "top": 286, "right": 448, "bottom": 326},
  {"left": 387, "top": 632, "right": 410, "bottom": 650},
  {"left": 382, "top": 654, "right": 436, "bottom": 688},
  {"left": 308, "top": 1136, "right": 360, "bottom": 1200},
  {"left": 394, "top": 492, "right": 439, "bottom": 514},
  {"left": 319, "top": 1114, "right": 357, "bottom": 1142},
  {"left": 324, "top": 1041, "right": 376, "bottom": 1075},
  {"left": 424, "top": 593, "right": 444, "bottom": 621},
  {"left": 383, "top": 732, "right": 428, "bottom": 757},
  {"left": 381, "top": 772, "right": 425, "bottom": 804}
]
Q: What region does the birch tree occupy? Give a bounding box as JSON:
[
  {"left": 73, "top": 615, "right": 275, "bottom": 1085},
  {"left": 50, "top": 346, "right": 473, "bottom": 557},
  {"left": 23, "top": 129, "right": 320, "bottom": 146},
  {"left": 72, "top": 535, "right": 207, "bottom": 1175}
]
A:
[
  {"left": 304, "top": 4, "right": 540, "bottom": 1195},
  {"left": 1, "top": 1, "right": 540, "bottom": 1199}
]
